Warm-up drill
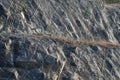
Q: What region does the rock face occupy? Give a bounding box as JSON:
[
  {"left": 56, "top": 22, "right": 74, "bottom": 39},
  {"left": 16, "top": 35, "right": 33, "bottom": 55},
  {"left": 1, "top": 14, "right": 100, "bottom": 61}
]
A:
[{"left": 0, "top": 0, "right": 120, "bottom": 80}]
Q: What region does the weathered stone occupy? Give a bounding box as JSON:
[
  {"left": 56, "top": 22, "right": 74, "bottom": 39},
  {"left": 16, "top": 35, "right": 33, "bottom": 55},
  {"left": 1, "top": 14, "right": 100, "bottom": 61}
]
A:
[
  {"left": 14, "top": 58, "right": 39, "bottom": 70},
  {"left": 0, "top": 68, "right": 18, "bottom": 80},
  {"left": 63, "top": 45, "right": 76, "bottom": 58},
  {"left": 0, "top": 57, "right": 13, "bottom": 67},
  {"left": 45, "top": 55, "right": 57, "bottom": 64},
  {"left": 27, "top": 70, "right": 45, "bottom": 80},
  {"left": 0, "top": 4, "right": 7, "bottom": 19},
  {"left": 90, "top": 45, "right": 98, "bottom": 51},
  {"left": 0, "top": 0, "right": 120, "bottom": 80},
  {"left": 0, "top": 41, "right": 6, "bottom": 56}
]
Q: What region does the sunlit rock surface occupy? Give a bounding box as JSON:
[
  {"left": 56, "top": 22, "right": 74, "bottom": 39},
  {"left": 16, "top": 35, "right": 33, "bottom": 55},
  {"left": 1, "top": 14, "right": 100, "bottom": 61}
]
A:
[{"left": 0, "top": 0, "right": 120, "bottom": 80}]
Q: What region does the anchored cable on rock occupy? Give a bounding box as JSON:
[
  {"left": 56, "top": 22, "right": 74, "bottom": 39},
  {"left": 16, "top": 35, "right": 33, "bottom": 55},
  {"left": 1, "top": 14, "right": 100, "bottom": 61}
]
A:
[{"left": 0, "top": 32, "right": 120, "bottom": 47}]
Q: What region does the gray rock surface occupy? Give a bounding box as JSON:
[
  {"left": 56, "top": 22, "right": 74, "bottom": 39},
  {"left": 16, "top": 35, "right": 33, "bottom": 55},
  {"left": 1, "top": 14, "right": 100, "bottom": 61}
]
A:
[{"left": 0, "top": 0, "right": 120, "bottom": 80}]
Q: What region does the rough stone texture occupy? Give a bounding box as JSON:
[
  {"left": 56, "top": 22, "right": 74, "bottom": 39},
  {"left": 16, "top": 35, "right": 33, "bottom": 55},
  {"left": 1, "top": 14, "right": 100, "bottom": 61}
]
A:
[{"left": 0, "top": 0, "right": 120, "bottom": 80}]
